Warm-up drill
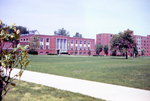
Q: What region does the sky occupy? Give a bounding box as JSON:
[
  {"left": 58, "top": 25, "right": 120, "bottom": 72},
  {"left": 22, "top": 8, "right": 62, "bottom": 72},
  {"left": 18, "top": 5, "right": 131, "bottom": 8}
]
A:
[{"left": 0, "top": 0, "right": 150, "bottom": 39}]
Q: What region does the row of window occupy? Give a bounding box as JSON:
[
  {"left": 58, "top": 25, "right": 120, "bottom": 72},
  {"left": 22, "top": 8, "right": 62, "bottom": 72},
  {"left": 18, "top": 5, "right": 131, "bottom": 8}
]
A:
[
  {"left": 137, "top": 40, "right": 149, "bottom": 43},
  {"left": 40, "top": 38, "right": 49, "bottom": 42},
  {"left": 20, "top": 38, "right": 28, "bottom": 42},
  {"left": 40, "top": 45, "right": 49, "bottom": 49},
  {"left": 137, "top": 37, "right": 149, "bottom": 40},
  {"left": 71, "top": 46, "right": 90, "bottom": 50},
  {"left": 70, "top": 40, "right": 90, "bottom": 44},
  {"left": 70, "top": 52, "right": 87, "bottom": 55},
  {"left": 99, "top": 35, "right": 113, "bottom": 37}
]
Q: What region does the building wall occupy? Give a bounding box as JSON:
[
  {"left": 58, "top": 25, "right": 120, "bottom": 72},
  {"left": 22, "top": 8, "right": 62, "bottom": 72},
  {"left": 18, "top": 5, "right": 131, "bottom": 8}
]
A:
[{"left": 20, "top": 35, "right": 95, "bottom": 56}]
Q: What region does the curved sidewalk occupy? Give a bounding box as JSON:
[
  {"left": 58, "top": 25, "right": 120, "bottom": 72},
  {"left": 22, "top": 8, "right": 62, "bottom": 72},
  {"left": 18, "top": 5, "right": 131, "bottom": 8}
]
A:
[{"left": 11, "top": 69, "right": 150, "bottom": 101}]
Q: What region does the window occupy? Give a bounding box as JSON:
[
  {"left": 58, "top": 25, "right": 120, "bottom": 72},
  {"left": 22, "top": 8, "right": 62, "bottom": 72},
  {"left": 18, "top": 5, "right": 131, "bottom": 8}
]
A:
[
  {"left": 26, "top": 38, "right": 28, "bottom": 41},
  {"left": 75, "top": 46, "right": 78, "bottom": 50},
  {"left": 46, "top": 52, "right": 49, "bottom": 54},
  {"left": 84, "top": 52, "right": 86, "bottom": 55},
  {"left": 71, "top": 52, "right": 73, "bottom": 55},
  {"left": 80, "top": 52, "right": 82, "bottom": 55},
  {"left": 110, "top": 35, "right": 112, "bottom": 37},
  {"left": 46, "top": 38, "right": 49, "bottom": 42},
  {"left": 84, "top": 41, "right": 86, "bottom": 44},
  {"left": 24, "top": 39, "right": 25, "bottom": 41},
  {"left": 84, "top": 47, "right": 86, "bottom": 50},
  {"left": 40, "top": 52, "right": 43, "bottom": 54},
  {"left": 88, "top": 47, "right": 90, "bottom": 50},
  {"left": 76, "top": 40, "right": 78, "bottom": 44},
  {"left": 46, "top": 45, "right": 49, "bottom": 49},
  {"left": 80, "top": 46, "right": 82, "bottom": 50},
  {"left": 40, "top": 45, "right": 43, "bottom": 49},
  {"left": 71, "top": 40, "right": 73, "bottom": 44},
  {"left": 20, "top": 39, "right": 22, "bottom": 42},
  {"left": 88, "top": 41, "right": 90, "bottom": 44},
  {"left": 99, "top": 35, "right": 101, "bottom": 37},
  {"left": 71, "top": 46, "right": 73, "bottom": 50},
  {"left": 40, "top": 38, "right": 43, "bottom": 42},
  {"left": 99, "top": 39, "right": 101, "bottom": 41},
  {"left": 80, "top": 40, "right": 82, "bottom": 44}
]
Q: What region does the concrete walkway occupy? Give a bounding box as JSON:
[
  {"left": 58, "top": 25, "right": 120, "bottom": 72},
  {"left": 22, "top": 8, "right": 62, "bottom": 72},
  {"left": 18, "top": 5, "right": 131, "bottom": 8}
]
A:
[{"left": 11, "top": 69, "right": 150, "bottom": 101}]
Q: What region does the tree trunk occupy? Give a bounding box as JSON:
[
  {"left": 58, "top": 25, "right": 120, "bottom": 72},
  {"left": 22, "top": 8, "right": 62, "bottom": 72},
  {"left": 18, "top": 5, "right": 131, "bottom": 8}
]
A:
[
  {"left": 126, "top": 51, "right": 128, "bottom": 59},
  {"left": 0, "top": 80, "right": 3, "bottom": 101}
]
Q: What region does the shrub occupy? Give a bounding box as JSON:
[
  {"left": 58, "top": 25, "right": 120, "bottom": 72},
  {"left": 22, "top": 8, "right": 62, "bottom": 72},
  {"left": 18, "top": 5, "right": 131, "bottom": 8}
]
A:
[
  {"left": 47, "top": 53, "right": 57, "bottom": 55},
  {"left": 28, "top": 50, "right": 38, "bottom": 55},
  {"left": 61, "top": 52, "right": 68, "bottom": 54},
  {"left": 93, "top": 55, "right": 98, "bottom": 56}
]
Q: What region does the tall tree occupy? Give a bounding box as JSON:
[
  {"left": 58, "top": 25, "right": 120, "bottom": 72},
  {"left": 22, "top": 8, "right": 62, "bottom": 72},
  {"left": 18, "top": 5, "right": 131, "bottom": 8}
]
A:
[
  {"left": 73, "top": 32, "right": 83, "bottom": 38},
  {"left": 0, "top": 20, "right": 29, "bottom": 100},
  {"left": 28, "top": 35, "right": 40, "bottom": 51},
  {"left": 141, "top": 48, "right": 145, "bottom": 56},
  {"left": 95, "top": 44, "right": 103, "bottom": 55},
  {"left": 110, "top": 29, "right": 136, "bottom": 59},
  {"left": 104, "top": 44, "right": 108, "bottom": 56},
  {"left": 16, "top": 26, "right": 29, "bottom": 34},
  {"left": 54, "top": 28, "right": 70, "bottom": 37}
]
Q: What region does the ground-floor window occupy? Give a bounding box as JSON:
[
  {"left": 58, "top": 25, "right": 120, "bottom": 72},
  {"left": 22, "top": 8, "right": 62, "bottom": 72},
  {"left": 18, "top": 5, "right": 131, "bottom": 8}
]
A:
[
  {"left": 80, "top": 52, "right": 82, "bottom": 55},
  {"left": 40, "top": 52, "right": 43, "bottom": 54},
  {"left": 84, "top": 52, "right": 86, "bottom": 55},
  {"left": 46, "top": 52, "right": 49, "bottom": 54}
]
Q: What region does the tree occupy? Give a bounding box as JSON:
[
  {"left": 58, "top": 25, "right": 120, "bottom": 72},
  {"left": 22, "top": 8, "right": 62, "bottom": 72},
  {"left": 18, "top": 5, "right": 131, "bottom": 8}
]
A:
[
  {"left": 141, "top": 48, "right": 145, "bottom": 56},
  {"left": 75, "top": 50, "right": 77, "bottom": 55},
  {"left": 110, "top": 29, "right": 136, "bottom": 59},
  {"left": 0, "top": 20, "right": 29, "bottom": 100},
  {"left": 54, "top": 28, "right": 70, "bottom": 37},
  {"left": 95, "top": 44, "right": 103, "bottom": 55},
  {"left": 16, "top": 26, "right": 29, "bottom": 34},
  {"left": 132, "top": 46, "right": 138, "bottom": 57},
  {"left": 28, "top": 35, "right": 40, "bottom": 51},
  {"left": 73, "top": 32, "right": 83, "bottom": 38},
  {"left": 88, "top": 50, "right": 91, "bottom": 56},
  {"left": 104, "top": 44, "right": 108, "bottom": 56}
]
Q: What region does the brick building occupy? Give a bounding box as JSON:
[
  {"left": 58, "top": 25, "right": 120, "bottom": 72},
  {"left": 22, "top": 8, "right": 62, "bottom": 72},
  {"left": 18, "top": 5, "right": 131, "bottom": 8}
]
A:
[
  {"left": 96, "top": 31, "right": 150, "bottom": 56},
  {"left": 20, "top": 33, "right": 95, "bottom": 56}
]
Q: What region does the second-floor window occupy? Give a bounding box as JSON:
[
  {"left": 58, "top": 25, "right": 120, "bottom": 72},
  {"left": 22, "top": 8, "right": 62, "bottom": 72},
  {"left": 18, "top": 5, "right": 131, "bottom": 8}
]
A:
[
  {"left": 71, "top": 40, "right": 73, "bottom": 44},
  {"left": 40, "top": 38, "right": 43, "bottom": 42},
  {"left": 46, "top": 38, "right": 49, "bottom": 42}
]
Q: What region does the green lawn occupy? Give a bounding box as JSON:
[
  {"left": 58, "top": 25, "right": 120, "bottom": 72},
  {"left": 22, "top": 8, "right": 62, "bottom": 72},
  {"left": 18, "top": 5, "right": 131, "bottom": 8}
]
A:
[
  {"left": 25, "top": 55, "right": 150, "bottom": 90},
  {"left": 3, "top": 80, "right": 104, "bottom": 101}
]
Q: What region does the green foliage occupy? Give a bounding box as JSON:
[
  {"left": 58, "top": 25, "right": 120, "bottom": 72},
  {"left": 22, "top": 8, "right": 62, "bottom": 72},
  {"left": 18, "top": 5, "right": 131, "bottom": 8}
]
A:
[
  {"left": 60, "top": 52, "right": 68, "bottom": 54},
  {"left": 88, "top": 50, "right": 91, "bottom": 56},
  {"left": 28, "top": 35, "right": 40, "bottom": 51},
  {"left": 54, "top": 28, "right": 70, "bottom": 37},
  {"left": 132, "top": 46, "right": 138, "bottom": 56},
  {"left": 0, "top": 20, "right": 29, "bottom": 100},
  {"left": 15, "top": 26, "right": 29, "bottom": 34},
  {"left": 73, "top": 32, "right": 83, "bottom": 38},
  {"left": 104, "top": 44, "right": 108, "bottom": 55},
  {"left": 95, "top": 44, "right": 103, "bottom": 55},
  {"left": 112, "top": 50, "right": 116, "bottom": 56},
  {"left": 47, "top": 53, "right": 57, "bottom": 55},
  {"left": 110, "top": 29, "right": 136, "bottom": 59},
  {"left": 75, "top": 50, "right": 77, "bottom": 55},
  {"left": 141, "top": 48, "right": 145, "bottom": 56}
]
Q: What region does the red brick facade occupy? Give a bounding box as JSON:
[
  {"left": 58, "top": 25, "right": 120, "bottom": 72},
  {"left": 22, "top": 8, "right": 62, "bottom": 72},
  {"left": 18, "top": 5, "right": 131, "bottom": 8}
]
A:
[{"left": 20, "top": 34, "right": 95, "bottom": 56}]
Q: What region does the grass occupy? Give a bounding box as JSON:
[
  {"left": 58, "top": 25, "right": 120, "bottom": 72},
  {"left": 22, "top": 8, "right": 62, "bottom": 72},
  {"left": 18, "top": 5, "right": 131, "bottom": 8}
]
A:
[
  {"left": 24, "top": 55, "right": 150, "bottom": 90},
  {"left": 3, "top": 80, "right": 104, "bottom": 101}
]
